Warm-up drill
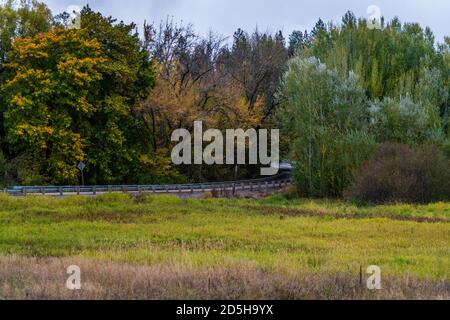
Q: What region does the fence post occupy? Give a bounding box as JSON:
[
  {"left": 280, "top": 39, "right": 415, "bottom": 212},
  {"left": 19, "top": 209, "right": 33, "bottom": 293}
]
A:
[
  {"left": 59, "top": 187, "right": 63, "bottom": 197},
  {"left": 77, "top": 186, "right": 80, "bottom": 196}
]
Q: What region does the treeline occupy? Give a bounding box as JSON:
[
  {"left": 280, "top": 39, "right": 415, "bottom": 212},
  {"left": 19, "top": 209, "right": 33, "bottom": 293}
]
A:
[
  {"left": 0, "top": 0, "right": 288, "bottom": 186},
  {"left": 0, "top": 1, "right": 449, "bottom": 202},
  {"left": 278, "top": 12, "right": 450, "bottom": 202}
]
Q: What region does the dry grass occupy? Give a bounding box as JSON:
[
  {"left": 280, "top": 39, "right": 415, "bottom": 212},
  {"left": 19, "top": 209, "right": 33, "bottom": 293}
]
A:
[
  {"left": 0, "top": 194, "right": 448, "bottom": 300},
  {"left": 0, "top": 256, "right": 448, "bottom": 300}
]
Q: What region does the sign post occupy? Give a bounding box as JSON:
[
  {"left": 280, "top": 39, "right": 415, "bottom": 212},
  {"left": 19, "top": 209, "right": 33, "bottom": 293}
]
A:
[{"left": 77, "top": 162, "right": 86, "bottom": 186}]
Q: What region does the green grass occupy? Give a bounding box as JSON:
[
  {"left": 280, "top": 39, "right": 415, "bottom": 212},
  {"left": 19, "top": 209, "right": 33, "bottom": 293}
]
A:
[{"left": 0, "top": 193, "right": 449, "bottom": 280}]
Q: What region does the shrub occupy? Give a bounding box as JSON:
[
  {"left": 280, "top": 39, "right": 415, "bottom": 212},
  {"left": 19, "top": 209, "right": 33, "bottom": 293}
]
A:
[{"left": 345, "top": 143, "right": 450, "bottom": 204}]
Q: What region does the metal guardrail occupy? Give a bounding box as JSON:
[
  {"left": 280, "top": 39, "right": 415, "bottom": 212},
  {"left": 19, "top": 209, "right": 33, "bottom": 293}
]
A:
[{"left": 2, "top": 174, "right": 293, "bottom": 197}]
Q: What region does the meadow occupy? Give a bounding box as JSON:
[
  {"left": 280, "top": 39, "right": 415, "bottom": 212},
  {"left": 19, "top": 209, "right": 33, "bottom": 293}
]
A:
[{"left": 0, "top": 193, "right": 449, "bottom": 300}]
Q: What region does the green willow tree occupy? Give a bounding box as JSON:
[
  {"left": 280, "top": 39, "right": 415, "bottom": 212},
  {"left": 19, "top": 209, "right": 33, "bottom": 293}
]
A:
[
  {"left": 277, "top": 57, "right": 375, "bottom": 197},
  {"left": 281, "top": 13, "right": 450, "bottom": 197},
  {"left": 299, "top": 12, "right": 448, "bottom": 103}
]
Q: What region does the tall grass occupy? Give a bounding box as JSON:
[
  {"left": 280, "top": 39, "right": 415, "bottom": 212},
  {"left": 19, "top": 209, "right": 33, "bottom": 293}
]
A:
[
  {"left": 0, "top": 256, "right": 448, "bottom": 300},
  {"left": 0, "top": 193, "right": 448, "bottom": 299}
]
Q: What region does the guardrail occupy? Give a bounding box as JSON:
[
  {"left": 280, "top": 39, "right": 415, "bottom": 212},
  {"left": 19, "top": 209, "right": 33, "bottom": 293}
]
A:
[{"left": 2, "top": 174, "right": 293, "bottom": 197}]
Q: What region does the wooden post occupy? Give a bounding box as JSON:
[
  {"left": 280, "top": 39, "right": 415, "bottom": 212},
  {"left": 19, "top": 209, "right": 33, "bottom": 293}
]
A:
[{"left": 360, "top": 265, "right": 363, "bottom": 287}]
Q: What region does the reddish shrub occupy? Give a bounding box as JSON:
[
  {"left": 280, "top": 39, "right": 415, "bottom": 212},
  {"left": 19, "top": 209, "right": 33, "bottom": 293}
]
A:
[{"left": 345, "top": 143, "right": 450, "bottom": 204}]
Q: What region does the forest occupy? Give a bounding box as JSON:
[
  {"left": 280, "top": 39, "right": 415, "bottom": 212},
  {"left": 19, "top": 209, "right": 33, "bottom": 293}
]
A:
[{"left": 0, "top": 0, "right": 449, "bottom": 203}]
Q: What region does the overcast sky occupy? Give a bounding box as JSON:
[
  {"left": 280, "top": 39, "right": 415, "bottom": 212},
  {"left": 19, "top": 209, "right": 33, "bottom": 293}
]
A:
[{"left": 43, "top": 0, "right": 449, "bottom": 43}]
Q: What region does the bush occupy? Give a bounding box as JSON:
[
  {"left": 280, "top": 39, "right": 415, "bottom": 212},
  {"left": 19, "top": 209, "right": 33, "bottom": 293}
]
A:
[{"left": 345, "top": 143, "right": 450, "bottom": 204}]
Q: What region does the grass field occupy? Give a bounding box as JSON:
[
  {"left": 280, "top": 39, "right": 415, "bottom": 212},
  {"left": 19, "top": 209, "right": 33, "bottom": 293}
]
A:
[{"left": 0, "top": 193, "right": 449, "bottom": 299}]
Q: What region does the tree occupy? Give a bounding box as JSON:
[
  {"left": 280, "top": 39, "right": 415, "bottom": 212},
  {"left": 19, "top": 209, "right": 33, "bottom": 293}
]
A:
[
  {"left": 288, "top": 30, "right": 306, "bottom": 56},
  {"left": 140, "top": 18, "right": 224, "bottom": 150},
  {"left": 369, "top": 68, "right": 448, "bottom": 146},
  {"left": 0, "top": 0, "right": 51, "bottom": 66},
  {"left": 0, "top": 0, "right": 52, "bottom": 183},
  {"left": 76, "top": 7, "right": 157, "bottom": 184},
  {"left": 0, "top": 148, "right": 5, "bottom": 186},
  {"left": 139, "top": 20, "right": 267, "bottom": 182},
  {"left": 1, "top": 7, "right": 158, "bottom": 185},
  {"left": 300, "top": 13, "right": 447, "bottom": 101},
  {"left": 278, "top": 57, "right": 375, "bottom": 197},
  {"left": 1, "top": 28, "right": 107, "bottom": 184},
  {"left": 369, "top": 97, "right": 436, "bottom": 145},
  {"left": 223, "top": 28, "right": 288, "bottom": 119}
]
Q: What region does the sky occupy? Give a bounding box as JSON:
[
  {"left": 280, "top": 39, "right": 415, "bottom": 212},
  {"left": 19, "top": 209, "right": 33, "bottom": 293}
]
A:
[{"left": 42, "top": 0, "right": 449, "bottom": 43}]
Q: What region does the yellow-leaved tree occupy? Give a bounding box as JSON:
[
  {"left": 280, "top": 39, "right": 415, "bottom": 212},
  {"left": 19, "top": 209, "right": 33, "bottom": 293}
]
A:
[{"left": 1, "top": 28, "right": 106, "bottom": 184}]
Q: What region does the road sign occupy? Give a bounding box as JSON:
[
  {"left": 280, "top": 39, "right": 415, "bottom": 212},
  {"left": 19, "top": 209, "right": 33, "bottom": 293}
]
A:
[
  {"left": 77, "top": 162, "right": 86, "bottom": 186},
  {"left": 77, "top": 162, "right": 86, "bottom": 172}
]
